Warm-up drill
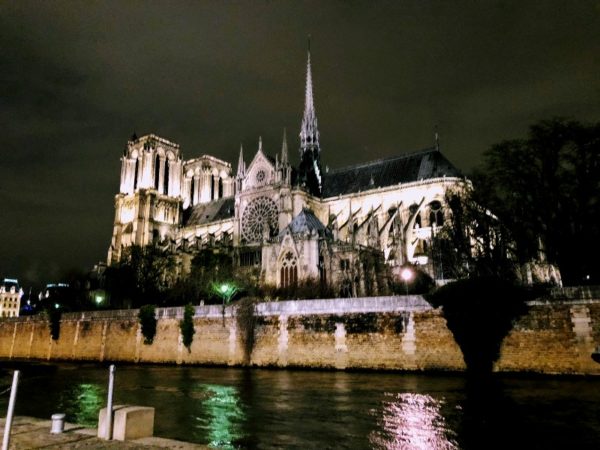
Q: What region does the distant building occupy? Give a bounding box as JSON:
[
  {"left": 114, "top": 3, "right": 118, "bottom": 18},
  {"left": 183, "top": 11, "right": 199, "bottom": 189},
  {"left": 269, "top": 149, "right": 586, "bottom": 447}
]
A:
[
  {"left": 0, "top": 278, "right": 23, "bottom": 317},
  {"left": 41, "top": 283, "right": 73, "bottom": 310},
  {"left": 107, "top": 50, "right": 466, "bottom": 295}
]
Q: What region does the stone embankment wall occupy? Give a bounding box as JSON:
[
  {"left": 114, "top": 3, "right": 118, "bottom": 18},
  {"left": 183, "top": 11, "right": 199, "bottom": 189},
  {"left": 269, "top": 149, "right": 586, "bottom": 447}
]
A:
[
  {"left": 0, "top": 290, "right": 599, "bottom": 374},
  {"left": 495, "top": 287, "right": 600, "bottom": 374}
]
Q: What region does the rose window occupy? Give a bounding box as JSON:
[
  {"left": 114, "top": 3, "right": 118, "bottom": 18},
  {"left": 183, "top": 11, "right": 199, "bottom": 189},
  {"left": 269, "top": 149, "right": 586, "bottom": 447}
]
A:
[{"left": 241, "top": 196, "right": 278, "bottom": 243}]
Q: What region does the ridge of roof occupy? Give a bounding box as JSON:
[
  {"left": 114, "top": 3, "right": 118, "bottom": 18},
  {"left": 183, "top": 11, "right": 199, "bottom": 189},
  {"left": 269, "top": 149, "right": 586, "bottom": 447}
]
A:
[{"left": 325, "top": 147, "right": 438, "bottom": 174}]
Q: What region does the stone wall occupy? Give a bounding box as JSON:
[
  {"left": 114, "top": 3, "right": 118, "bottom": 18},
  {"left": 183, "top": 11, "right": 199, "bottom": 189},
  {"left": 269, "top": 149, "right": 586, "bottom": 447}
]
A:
[
  {"left": 1, "top": 293, "right": 599, "bottom": 374},
  {"left": 494, "top": 298, "right": 600, "bottom": 374}
]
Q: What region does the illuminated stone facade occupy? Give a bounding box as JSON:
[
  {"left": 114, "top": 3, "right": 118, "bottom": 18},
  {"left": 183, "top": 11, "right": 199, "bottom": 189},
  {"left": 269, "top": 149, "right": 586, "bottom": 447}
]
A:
[
  {"left": 107, "top": 51, "right": 466, "bottom": 294},
  {"left": 0, "top": 279, "right": 22, "bottom": 318}
]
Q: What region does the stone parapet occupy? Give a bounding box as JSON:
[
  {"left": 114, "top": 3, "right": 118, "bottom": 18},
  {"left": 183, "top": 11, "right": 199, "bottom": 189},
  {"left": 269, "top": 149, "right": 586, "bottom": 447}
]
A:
[{"left": 1, "top": 295, "right": 599, "bottom": 375}]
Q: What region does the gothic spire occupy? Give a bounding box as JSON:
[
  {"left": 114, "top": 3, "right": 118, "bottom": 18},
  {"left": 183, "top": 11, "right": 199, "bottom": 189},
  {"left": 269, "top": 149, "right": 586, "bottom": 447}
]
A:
[
  {"left": 236, "top": 143, "right": 245, "bottom": 177},
  {"left": 300, "top": 43, "right": 319, "bottom": 154},
  {"left": 298, "top": 39, "right": 322, "bottom": 196},
  {"left": 258, "top": 135, "right": 263, "bottom": 153},
  {"left": 281, "top": 128, "right": 288, "bottom": 164}
]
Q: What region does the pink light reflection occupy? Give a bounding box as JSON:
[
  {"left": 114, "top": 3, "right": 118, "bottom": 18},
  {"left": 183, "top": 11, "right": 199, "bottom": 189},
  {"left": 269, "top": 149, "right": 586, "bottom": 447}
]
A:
[{"left": 369, "top": 392, "right": 458, "bottom": 450}]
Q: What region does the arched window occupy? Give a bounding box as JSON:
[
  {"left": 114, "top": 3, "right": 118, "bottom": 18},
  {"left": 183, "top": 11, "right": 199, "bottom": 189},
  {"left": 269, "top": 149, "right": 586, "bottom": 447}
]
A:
[
  {"left": 190, "top": 177, "right": 195, "bottom": 205},
  {"left": 164, "top": 159, "right": 170, "bottom": 195},
  {"left": 429, "top": 200, "right": 444, "bottom": 226},
  {"left": 280, "top": 251, "right": 298, "bottom": 288},
  {"left": 133, "top": 158, "right": 139, "bottom": 190},
  {"left": 409, "top": 203, "right": 421, "bottom": 228},
  {"left": 319, "top": 254, "right": 326, "bottom": 285},
  {"left": 154, "top": 154, "right": 160, "bottom": 190}
]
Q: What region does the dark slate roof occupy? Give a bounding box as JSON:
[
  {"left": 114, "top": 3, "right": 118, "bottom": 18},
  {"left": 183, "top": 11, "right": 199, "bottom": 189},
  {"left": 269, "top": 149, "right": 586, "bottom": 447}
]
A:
[
  {"left": 184, "top": 197, "right": 235, "bottom": 227},
  {"left": 321, "top": 148, "right": 462, "bottom": 198},
  {"left": 2, "top": 279, "right": 19, "bottom": 291},
  {"left": 281, "top": 208, "right": 332, "bottom": 238}
]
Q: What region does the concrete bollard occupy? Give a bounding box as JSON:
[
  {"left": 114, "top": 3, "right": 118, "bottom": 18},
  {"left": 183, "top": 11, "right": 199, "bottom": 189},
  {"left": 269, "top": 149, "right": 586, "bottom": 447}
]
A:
[
  {"left": 112, "top": 406, "right": 154, "bottom": 441},
  {"left": 98, "top": 405, "right": 154, "bottom": 441},
  {"left": 50, "top": 414, "right": 66, "bottom": 434}
]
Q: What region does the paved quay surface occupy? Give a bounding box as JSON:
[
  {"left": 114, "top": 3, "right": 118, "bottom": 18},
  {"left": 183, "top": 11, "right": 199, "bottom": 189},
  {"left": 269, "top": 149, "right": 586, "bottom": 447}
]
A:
[{"left": 0, "top": 416, "right": 208, "bottom": 449}]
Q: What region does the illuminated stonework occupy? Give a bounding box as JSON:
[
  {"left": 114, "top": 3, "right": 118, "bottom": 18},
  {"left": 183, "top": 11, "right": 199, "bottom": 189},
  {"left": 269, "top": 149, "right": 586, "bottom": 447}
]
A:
[
  {"left": 0, "top": 279, "right": 22, "bottom": 318},
  {"left": 107, "top": 50, "right": 469, "bottom": 294},
  {"left": 241, "top": 197, "right": 278, "bottom": 243}
]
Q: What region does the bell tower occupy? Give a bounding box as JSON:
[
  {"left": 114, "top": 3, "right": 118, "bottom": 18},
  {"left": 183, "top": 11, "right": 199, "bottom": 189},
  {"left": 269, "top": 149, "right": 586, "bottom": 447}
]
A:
[{"left": 108, "top": 134, "right": 183, "bottom": 264}]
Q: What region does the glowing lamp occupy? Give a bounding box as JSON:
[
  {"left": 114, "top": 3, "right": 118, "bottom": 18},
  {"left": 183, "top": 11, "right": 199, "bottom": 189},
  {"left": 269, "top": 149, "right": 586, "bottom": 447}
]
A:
[{"left": 401, "top": 268, "right": 413, "bottom": 282}]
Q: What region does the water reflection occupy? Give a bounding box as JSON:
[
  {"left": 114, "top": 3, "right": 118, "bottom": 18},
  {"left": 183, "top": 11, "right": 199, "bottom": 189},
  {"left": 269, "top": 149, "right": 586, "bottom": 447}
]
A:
[
  {"left": 195, "top": 383, "right": 246, "bottom": 449},
  {"left": 58, "top": 383, "right": 104, "bottom": 426},
  {"left": 3, "top": 363, "right": 599, "bottom": 449},
  {"left": 370, "top": 393, "right": 458, "bottom": 450}
]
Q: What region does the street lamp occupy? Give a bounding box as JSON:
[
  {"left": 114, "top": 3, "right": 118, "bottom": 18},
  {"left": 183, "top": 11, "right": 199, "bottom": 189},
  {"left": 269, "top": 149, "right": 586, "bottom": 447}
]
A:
[
  {"left": 213, "top": 282, "right": 238, "bottom": 326},
  {"left": 401, "top": 267, "right": 413, "bottom": 296}
]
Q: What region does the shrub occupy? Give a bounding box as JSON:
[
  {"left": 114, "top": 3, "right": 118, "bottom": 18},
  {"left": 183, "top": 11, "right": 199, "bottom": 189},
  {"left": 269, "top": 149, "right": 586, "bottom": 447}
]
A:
[
  {"left": 138, "top": 304, "right": 157, "bottom": 345},
  {"left": 179, "top": 303, "right": 195, "bottom": 351},
  {"left": 236, "top": 297, "right": 258, "bottom": 365}
]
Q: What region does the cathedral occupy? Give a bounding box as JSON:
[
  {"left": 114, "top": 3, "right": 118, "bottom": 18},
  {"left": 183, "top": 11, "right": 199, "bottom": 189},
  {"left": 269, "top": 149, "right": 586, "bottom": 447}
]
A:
[{"left": 107, "top": 50, "right": 466, "bottom": 296}]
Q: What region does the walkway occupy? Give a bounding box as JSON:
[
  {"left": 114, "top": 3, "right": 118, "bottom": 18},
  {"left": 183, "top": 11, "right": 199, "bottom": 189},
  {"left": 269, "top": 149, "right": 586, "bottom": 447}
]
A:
[{"left": 0, "top": 416, "right": 207, "bottom": 449}]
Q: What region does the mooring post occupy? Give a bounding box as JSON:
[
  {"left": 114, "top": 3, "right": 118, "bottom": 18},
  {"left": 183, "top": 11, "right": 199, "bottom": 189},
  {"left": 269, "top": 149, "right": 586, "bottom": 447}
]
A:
[
  {"left": 105, "top": 364, "right": 116, "bottom": 440},
  {"left": 2, "top": 370, "right": 20, "bottom": 450}
]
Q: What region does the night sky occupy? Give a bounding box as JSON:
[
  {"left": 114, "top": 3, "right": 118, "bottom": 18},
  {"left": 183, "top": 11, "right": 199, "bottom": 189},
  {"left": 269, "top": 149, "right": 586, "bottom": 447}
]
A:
[{"left": 1, "top": 1, "right": 599, "bottom": 288}]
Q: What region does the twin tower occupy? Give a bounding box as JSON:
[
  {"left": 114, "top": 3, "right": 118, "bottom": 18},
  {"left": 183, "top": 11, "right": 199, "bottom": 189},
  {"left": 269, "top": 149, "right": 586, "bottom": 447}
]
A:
[{"left": 108, "top": 49, "right": 323, "bottom": 264}]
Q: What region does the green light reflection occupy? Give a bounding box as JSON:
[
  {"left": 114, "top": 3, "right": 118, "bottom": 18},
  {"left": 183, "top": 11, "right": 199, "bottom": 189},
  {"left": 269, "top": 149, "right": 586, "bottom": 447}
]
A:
[
  {"left": 58, "top": 383, "right": 104, "bottom": 427},
  {"left": 195, "top": 383, "right": 246, "bottom": 449}
]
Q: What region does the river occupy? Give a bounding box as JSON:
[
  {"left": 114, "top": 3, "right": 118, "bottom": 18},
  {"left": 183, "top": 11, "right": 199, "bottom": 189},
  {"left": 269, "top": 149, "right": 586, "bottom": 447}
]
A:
[{"left": 1, "top": 362, "right": 599, "bottom": 449}]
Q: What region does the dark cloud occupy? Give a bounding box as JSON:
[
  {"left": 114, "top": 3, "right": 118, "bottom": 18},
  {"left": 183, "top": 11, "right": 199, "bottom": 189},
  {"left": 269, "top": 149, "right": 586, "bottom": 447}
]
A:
[{"left": 1, "top": 1, "right": 599, "bottom": 287}]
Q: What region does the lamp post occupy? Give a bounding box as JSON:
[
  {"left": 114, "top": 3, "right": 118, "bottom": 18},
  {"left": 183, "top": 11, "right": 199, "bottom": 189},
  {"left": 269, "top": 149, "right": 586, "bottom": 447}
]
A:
[
  {"left": 401, "top": 267, "right": 413, "bottom": 296},
  {"left": 214, "top": 282, "right": 238, "bottom": 326}
]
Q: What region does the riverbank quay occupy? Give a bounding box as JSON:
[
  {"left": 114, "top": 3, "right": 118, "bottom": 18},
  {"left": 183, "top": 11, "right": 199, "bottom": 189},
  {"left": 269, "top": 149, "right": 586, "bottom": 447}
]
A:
[
  {"left": 0, "top": 288, "right": 599, "bottom": 375},
  {"left": 0, "top": 416, "right": 206, "bottom": 449}
]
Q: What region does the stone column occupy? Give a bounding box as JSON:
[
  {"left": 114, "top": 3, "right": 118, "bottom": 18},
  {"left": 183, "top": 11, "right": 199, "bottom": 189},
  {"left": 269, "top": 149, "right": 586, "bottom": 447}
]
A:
[
  {"left": 213, "top": 176, "right": 220, "bottom": 200},
  {"left": 121, "top": 158, "right": 137, "bottom": 194},
  {"left": 136, "top": 157, "right": 143, "bottom": 190},
  {"left": 193, "top": 175, "right": 200, "bottom": 205},
  {"left": 141, "top": 151, "right": 153, "bottom": 188},
  {"left": 158, "top": 157, "right": 166, "bottom": 194},
  {"left": 119, "top": 157, "right": 126, "bottom": 193},
  {"left": 200, "top": 169, "right": 212, "bottom": 203},
  {"left": 183, "top": 177, "right": 192, "bottom": 208},
  {"left": 223, "top": 178, "right": 234, "bottom": 197},
  {"left": 171, "top": 160, "right": 182, "bottom": 197}
]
